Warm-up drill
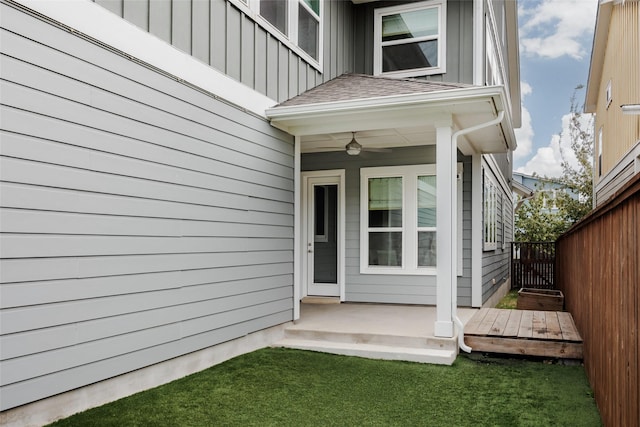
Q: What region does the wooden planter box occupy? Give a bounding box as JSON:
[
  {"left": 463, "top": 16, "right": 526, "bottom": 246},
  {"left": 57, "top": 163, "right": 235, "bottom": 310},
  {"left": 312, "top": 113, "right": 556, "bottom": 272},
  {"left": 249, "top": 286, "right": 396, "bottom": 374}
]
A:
[{"left": 517, "top": 288, "right": 564, "bottom": 311}]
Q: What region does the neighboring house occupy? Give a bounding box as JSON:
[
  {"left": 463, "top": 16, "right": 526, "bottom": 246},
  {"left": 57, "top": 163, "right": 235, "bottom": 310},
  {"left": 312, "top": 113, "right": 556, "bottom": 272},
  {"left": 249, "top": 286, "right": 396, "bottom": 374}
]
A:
[
  {"left": 0, "top": 0, "right": 520, "bottom": 421},
  {"left": 585, "top": 0, "right": 640, "bottom": 206},
  {"left": 512, "top": 171, "right": 568, "bottom": 214}
]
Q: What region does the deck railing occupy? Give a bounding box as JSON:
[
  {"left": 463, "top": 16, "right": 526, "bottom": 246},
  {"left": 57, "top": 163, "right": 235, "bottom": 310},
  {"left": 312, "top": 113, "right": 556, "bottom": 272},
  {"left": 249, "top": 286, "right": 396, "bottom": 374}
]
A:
[
  {"left": 556, "top": 174, "right": 639, "bottom": 427},
  {"left": 511, "top": 241, "right": 556, "bottom": 289}
]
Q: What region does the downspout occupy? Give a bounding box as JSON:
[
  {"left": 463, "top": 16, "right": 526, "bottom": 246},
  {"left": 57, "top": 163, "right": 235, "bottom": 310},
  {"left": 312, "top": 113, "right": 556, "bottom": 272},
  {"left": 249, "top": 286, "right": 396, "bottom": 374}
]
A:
[{"left": 451, "top": 110, "right": 506, "bottom": 353}]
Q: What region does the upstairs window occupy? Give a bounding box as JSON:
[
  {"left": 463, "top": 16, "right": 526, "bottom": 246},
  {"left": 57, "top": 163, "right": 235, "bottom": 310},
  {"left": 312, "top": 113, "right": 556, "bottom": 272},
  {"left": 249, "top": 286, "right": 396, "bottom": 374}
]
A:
[
  {"left": 374, "top": 0, "right": 446, "bottom": 78},
  {"left": 298, "top": 0, "right": 320, "bottom": 60},
  {"left": 260, "top": 0, "right": 287, "bottom": 35},
  {"left": 241, "top": 0, "right": 321, "bottom": 67}
]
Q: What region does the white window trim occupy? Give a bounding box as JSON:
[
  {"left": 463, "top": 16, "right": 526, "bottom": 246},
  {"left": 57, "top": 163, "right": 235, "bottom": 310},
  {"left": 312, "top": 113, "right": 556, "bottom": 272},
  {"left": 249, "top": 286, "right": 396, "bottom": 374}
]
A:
[
  {"left": 360, "top": 164, "right": 462, "bottom": 276},
  {"left": 373, "top": 0, "right": 447, "bottom": 78},
  {"left": 234, "top": 0, "right": 322, "bottom": 70},
  {"left": 483, "top": 169, "right": 498, "bottom": 251},
  {"left": 501, "top": 193, "right": 507, "bottom": 250}
]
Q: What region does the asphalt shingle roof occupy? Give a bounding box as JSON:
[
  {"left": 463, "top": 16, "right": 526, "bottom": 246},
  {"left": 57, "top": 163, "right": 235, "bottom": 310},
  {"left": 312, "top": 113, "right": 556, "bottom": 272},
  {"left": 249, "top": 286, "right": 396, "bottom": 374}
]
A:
[{"left": 275, "top": 73, "right": 473, "bottom": 107}]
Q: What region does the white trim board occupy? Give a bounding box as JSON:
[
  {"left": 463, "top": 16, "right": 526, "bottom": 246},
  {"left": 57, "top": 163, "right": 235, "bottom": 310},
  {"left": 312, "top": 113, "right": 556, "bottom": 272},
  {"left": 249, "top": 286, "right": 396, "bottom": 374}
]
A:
[
  {"left": 300, "top": 170, "right": 346, "bottom": 301},
  {"left": 12, "top": 0, "right": 277, "bottom": 117},
  {"left": 595, "top": 139, "right": 640, "bottom": 194}
]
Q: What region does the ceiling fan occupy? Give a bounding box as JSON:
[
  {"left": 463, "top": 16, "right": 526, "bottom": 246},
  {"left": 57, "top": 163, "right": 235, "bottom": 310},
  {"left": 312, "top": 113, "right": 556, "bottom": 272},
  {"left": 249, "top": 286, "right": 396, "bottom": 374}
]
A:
[{"left": 344, "top": 132, "right": 391, "bottom": 156}]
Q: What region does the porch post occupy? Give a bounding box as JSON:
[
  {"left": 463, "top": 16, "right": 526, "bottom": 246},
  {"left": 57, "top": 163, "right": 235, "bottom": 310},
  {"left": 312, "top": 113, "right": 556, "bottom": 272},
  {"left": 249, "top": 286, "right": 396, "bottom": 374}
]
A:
[
  {"left": 293, "top": 136, "right": 301, "bottom": 320},
  {"left": 435, "top": 116, "right": 455, "bottom": 338}
]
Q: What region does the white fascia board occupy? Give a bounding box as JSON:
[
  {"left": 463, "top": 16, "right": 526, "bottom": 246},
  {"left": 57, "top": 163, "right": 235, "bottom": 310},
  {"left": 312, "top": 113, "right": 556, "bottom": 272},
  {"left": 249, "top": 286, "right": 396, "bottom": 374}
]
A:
[
  {"left": 512, "top": 180, "right": 534, "bottom": 198},
  {"left": 585, "top": 1, "right": 614, "bottom": 113},
  {"left": 268, "top": 85, "right": 518, "bottom": 151},
  {"left": 15, "top": 0, "right": 277, "bottom": 117},
  {"left": 268, "top": 85, "right": 506, "bottom": 125}
]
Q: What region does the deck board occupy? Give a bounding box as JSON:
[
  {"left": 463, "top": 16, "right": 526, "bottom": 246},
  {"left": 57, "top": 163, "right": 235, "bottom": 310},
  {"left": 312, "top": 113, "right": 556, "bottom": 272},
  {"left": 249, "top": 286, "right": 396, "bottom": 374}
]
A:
[
  {"left": 465, "top": 308, "right": 583, "bottom": 359},
  {"left": 464, "top": 308, "right": 488, "bottom": 335},
  {"left": 557, "top": 311, "right": 582, "bottom": 341},
  {"left": 545, "top": 312, "right": 563, "bottom": 340},
  {"left": 502, "top": 310, "right": 522, "bottom": 337},
  {"left": 476, "top": 308, "right": 500, "bottom": 335},
  {"left": 532, "top": 311, "right": 547, "bottom": 339},
  {"left": 518, "top": 310, "right": 534, "bottom": 338},
  {"left": 490, "top": 309, "right": 511, "bottom": 336}
]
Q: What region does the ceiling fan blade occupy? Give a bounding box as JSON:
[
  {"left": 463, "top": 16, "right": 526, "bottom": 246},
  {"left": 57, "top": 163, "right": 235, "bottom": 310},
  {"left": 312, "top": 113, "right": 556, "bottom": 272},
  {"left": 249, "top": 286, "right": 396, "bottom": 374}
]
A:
[{"left": 362, "top": 147, "right": 392, "bottom": 152}]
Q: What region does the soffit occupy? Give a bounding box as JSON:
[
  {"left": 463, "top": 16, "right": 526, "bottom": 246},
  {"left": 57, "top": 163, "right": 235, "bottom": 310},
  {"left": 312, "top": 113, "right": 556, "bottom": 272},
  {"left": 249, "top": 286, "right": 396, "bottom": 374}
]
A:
[{"left": 267, "top": 74, "right": 517, "bottom": 155}]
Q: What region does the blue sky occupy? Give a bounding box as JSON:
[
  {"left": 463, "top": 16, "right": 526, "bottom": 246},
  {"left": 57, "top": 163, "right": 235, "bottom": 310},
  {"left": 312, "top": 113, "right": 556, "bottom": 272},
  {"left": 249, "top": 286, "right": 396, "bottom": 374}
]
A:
[{"left": 513, "top": 0, "right": 599, "bottom": 177}]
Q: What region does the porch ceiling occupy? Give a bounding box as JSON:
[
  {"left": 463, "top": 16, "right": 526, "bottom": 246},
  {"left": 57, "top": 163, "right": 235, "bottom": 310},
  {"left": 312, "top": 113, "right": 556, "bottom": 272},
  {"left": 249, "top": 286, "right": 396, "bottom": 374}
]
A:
[{"left": 266, "top": 74, "right": 517, "bottom": 156}]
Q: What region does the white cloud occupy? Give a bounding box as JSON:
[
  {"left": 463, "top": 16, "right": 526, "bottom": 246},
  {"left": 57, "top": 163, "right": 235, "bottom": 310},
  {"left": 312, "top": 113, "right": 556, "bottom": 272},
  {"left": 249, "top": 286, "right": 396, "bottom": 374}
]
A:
[
  {"left": 513, "top": 82, "right": 534, "bottom": 162},
  {"left": 516, "top": 112, "right": 593, "bottom": 178},
  {"left": 519, "top": 0, "right": 597, "bottom": 59},
  {"left": 516, "top": 135, "right": 564, "bottom": 177}
]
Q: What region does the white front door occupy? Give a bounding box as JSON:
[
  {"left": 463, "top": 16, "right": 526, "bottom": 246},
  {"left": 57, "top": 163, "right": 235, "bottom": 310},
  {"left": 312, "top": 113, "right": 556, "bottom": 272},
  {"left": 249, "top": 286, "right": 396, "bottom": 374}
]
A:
[{"left": 303, "top": 172, "right": 344, "bottom": 298}]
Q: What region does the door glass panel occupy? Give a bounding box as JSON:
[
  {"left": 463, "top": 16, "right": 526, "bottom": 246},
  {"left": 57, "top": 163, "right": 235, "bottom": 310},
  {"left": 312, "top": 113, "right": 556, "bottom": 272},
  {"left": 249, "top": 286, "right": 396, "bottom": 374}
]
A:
[{"left": 313, "top": 185, "right": 338, "bottom": 283}]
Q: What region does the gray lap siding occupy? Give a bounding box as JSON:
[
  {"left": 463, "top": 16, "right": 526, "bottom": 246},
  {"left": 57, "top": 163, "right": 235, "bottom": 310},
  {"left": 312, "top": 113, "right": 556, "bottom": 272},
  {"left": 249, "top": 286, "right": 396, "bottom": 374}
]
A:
[{"left": 0, "top": 2, "right": 293, "bottom": 411}]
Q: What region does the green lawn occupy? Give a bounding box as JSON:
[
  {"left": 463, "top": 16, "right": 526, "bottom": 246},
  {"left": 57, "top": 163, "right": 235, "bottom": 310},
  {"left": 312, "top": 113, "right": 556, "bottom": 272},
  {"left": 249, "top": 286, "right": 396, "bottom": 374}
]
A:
[
  {"left": 51, "top": 348, "right": 600, "bottom": 427},
  {"left": 496, "top": 290, "right": 519, "bottom": 309}
]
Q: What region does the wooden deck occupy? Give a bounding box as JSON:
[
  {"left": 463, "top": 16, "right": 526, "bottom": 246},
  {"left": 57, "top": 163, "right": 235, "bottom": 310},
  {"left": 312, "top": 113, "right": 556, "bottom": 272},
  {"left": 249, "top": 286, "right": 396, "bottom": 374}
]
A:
[{"left": 464, "top": 308, "right": 583, "bottom": 359}]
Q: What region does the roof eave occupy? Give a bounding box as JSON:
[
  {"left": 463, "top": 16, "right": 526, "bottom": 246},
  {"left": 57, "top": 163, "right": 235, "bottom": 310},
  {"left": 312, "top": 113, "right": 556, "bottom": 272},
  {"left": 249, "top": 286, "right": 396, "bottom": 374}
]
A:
[
  {"left": 267, "top": 85, "right": 517, "bottom": 153},
  {"left": 512, "top": 180, "right": 534, "bottom": 198},
  {"left": 585, "top": 1, "right": 614, "bottom": 113}
]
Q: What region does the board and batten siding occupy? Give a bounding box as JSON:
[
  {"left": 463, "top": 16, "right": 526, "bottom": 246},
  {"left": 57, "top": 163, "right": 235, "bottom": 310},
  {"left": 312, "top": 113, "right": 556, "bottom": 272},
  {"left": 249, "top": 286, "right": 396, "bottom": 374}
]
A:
[
  {"left": 0, "top": 2, "right": 294, "bottom": 411},
  {"left": 302, "top": 146, "right": 473, "bottom": 306},
  {"left": 94, "top": 0, "right": 355, "bottom": 103}
]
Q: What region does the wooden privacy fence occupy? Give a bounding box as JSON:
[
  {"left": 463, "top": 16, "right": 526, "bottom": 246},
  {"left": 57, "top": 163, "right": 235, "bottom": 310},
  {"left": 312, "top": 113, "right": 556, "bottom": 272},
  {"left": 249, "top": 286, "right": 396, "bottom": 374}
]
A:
[
  {"left": 511, "top": 242, "right": 556, "bottom": 289},
  {"left": 556, "top": 174, "right": 640, "bottom": 427}
]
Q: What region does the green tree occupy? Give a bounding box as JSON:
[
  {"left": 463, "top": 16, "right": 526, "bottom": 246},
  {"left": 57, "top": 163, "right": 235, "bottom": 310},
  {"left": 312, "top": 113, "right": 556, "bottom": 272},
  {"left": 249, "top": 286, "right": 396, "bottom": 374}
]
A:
[
  {"left": 514, "top": 184, "right": 568, "bottom": 242},
  {"left": 556, "top": 86, "right": 594, "bottom": 223},
  {"left": 514, "top": 86, "right": 594, "bottom": 242}
]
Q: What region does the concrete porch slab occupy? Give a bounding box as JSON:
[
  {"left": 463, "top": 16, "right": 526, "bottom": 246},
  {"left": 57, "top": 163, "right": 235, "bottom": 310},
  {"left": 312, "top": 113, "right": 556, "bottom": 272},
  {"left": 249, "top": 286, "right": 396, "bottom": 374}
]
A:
[{"left": 272, "top": 303, "right": 479, "bottom": 365}]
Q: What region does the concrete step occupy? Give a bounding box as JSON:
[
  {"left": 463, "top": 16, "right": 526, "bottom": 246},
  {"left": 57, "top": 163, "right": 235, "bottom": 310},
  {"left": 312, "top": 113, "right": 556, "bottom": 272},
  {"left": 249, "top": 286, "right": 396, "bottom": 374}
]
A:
[
  {"left": 272, "top": 338, "right": 458, "bottom": 365},
  {"left": 283, "top": 328, "right": 457, "bottom": 352}
]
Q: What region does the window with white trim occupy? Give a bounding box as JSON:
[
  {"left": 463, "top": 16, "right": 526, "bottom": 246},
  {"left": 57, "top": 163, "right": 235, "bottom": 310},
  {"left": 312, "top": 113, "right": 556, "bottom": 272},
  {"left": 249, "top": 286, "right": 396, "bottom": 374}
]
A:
[
  {"left": 297, "top": 0, "right": 320, "bottom": 61},
  {"left": 501, "top": 197, "right": 508, "bottom": 249},
  {"left": 374, "top": 0, "right": 446, "bottom": 78},
  {"left": 360, "top": 164, "right": 462, "bottom": 275},
  {"left": 483, "top": 170, "right": 498, "bottom": 250},
  {"left": 244, "top": 0, "right": 321, "bottom": 65}
]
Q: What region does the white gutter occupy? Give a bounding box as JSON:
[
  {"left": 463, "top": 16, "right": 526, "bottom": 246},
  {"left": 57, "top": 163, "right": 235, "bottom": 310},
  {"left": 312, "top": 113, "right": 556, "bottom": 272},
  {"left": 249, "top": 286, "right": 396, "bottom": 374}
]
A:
[
  {"left": 451, "top": 110, "right": 506, "bottom": 353},
  {"left": 267, "top": 85, "right": 507, "bottom": 120}
]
